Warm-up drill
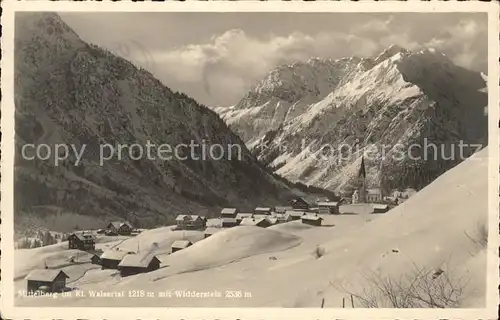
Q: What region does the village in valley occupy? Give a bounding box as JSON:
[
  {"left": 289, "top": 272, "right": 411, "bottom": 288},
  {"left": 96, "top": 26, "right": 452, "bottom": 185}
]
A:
[{"left": 20, "top": 158, "right": 417, "bottom": 297}]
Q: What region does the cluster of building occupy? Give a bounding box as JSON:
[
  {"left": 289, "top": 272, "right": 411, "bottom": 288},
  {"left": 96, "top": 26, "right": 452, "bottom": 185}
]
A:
[
  {"left": 25, "top": 186, "right": 397, "bottom": 294},
  {"left": 91, "top": 249, "right": 161, "bottom": 277},
  {"left": 209, "top": 197, "right": 342, "bottom": 232},
  {"left": 67, "top": 221, "right": 134, "bottom": 252}
]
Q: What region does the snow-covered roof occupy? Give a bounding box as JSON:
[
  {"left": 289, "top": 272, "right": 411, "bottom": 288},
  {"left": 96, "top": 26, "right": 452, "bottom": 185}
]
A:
[
  {"left": 221, "top": 208, "right": 237, "bottom": 215},
  {"left": 317, "top": 202, "right": 338, "bottom": 207},
  {"left": 176, "top": 215, "right": 204, "bottom": 221},
  {"left": 100, "top": 249, "right": 129, "bottom": 261},
  {"left": 301, "top": 215, "right": 323, "bottom": 221},
  {"left": 172, "top": 240, "right": 192, "bottom": 249},
  {"left": 240, "top": 218, "right": 271, "bottom": 227},
  {"left": 70, "top": 232, "right": 96, "bottom": 241},
  {"left": 221, "top": 217, "right": 237, "bottom": 223},
  {"left": 108, "top": 221, "right": 132, "bottom": 229},
  {"left": 118, "top": 253, "right": 159, "bottom": 268},
  {"left": 274, "top": 206, "right": 292, "bottom": 213},
  {"left": 252, "top": 214, "right": 269, "bottom": 220},
  {"left": 275, "top": 213, "right": 291, "bottom": 219},
  {"left": 236, "top": 213, "right": 253, "bottom": 219},
  {"left": 255, "top": 207, "right": 271, "bottom": 212},
  {"left": 373, "top": 204, "right": 389, "bottom": 209},
  {"left": 287, "top": 210, "right": 306, "bottom": 216},
  {"left": 26, "top": 269, "right": 69, "bottom": 282}
]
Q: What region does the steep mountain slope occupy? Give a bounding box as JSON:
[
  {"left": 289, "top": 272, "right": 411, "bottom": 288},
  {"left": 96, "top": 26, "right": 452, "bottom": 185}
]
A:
[
  {"left": 14, "top": 13, "right": 293, "bottom": 231},
  {"left": 217, "top": 45, "right": 488, "bottom": 193}
]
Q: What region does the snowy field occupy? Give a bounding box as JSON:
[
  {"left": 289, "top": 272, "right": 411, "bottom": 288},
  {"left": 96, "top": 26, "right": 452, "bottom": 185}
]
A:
[{"left": 14, "top": 148, "right": 490, "bottom": 307}]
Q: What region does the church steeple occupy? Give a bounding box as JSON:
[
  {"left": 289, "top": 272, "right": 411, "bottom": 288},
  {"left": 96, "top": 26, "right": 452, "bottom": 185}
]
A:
[
  {"left": 358, "top": 156, "right": 367, "bottom": 203},
  {"left": 358, "top": 156, "right": 366, "bottom": 179}
]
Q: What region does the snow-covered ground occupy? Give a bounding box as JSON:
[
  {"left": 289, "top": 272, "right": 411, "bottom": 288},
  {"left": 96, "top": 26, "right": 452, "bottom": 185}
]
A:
[{"left": 14, "top": 147, "right": 489, "bottom": 307}]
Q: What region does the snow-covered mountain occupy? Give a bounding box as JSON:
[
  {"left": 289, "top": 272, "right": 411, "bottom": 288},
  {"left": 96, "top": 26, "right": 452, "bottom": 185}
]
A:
[
  {"left": 216, "top": 45, "right": 488, "bottom": 193},
  {"left": 14, "top": 13, "right": 294, "bottom": 231}
]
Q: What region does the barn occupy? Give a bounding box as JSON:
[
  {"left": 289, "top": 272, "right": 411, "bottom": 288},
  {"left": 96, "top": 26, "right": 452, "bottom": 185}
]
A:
[
  {"left": 171, "top": 240, "right": 192, "bottom": 253},
  {"left": 117, "top": 253, "right": 161, "bottom": 277},
  {"left": 301, "top": 215, "right": 323, "bottom": 227},
  {"left": 67, "top": 232, "right": 96, "bottom": 251},
  {"left": 26, "top": 269, "right": 69, "bottom": 293},
  {"left": 100, "top": 249, "right": 129, "bottom": 269}
]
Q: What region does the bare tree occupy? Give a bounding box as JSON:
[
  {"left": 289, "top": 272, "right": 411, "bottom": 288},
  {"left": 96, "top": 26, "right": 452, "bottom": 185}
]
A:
[{"left": 333, "top": 261, "right": 473, "bottom": 308}]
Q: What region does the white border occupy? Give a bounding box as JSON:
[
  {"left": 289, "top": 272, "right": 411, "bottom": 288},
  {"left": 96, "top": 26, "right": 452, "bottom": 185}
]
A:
[{"left": 1, "top": 1, "right": 499, "bottom": 320}]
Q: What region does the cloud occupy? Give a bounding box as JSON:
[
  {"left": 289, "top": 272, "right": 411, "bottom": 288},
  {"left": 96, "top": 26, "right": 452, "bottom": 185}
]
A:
[
  {"left": 122, "top": 17, "right": 487, "bottom": 106},
  {"left": 423, "top": 19, "right": 487, "bottom": 69},
  {"left": 129, "top": 29, "right": 385, "bottom": 106}
]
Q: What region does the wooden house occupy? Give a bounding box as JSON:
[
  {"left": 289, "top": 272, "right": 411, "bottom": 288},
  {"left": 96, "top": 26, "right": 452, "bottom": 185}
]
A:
[
  {"left": 317, "top": 202, "right": 339, "bottom": 214},
  {"left": 239, "top": 217, "right": 272, "bottom": 228},
  {"left": 220, "top": 208, "right": 238, "bottom": 219},
  {"left": 171, "top": 240, "right": 192, "bottom": 253},
  {"left": 301, "top": 215, "right": 323, "bottom": 227},
  {"left": 221, "top": 217, "right": 239, "bottom": 228},
  {"left": 68, "top": 232, "right": 96, "bottom": 251},
  {"left": 117, "top": 253, "right": 161, "bottom": 277},
  {"left": 288, "top": 210, "right": 306, "bottom": 220},
  {"left": 290, "top": 197, "right": 310, "bottom": 210},
  {"left": 100, "top": 249, "right": 129, "bottom": 269},
  {"left": 204, "top": 227, "right": 222, "bottom": 238},
  {"left": 372, "top": 204, "right": 389, "bottom": 214},
  {"left": 26, "top": 269, "right": 69, "bottom": 293},
  {"left": 106, "top": 221, "right": 133, "bottom": 236},
  {"left": 254, "top": 207, "right": 272, "bottom": 215},
  {"left": 91, "top": 253, "right": 102, "bottom": 265},
  {"left": 175, "top": 215, "right": 207, "bottom": 230}
]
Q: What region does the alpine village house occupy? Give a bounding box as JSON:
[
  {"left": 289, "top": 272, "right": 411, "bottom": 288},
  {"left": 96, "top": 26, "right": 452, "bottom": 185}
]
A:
[
  {"left": 106, "top": 221, "right": 133, "bottom": 236},
  {"left": 117, "top": 253, "right": 161, "bottom": 277},
  {"left": 26, "top": 269, "right": 69, "bottom": 293},
  {"left": 68, "top": 231, "right": 96, "bottom": 251}
]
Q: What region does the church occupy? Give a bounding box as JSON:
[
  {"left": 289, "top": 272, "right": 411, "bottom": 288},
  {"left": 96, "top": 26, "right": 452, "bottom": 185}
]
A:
[{"left": 352, "top": 156, "right": 383, "bottom": 204}]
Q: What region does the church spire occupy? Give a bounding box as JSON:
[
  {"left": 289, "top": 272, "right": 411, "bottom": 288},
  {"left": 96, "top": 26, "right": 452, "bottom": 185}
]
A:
[{"left": 358, "top": 156, "right": 366, "bottom": 179}]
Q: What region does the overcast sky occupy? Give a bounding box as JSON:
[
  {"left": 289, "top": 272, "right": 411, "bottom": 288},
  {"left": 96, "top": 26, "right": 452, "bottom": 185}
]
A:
[{"left": 59, "top": 12, "right": 487, "bottom": 107}]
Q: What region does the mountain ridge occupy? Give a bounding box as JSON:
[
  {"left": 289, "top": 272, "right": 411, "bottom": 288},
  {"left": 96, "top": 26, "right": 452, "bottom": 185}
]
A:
[
  {"left": 215, "top": 44, "right": 488, "bottom": 194},
  {"left": 14, "top": 12, "right": 296, "bottom": 231}
]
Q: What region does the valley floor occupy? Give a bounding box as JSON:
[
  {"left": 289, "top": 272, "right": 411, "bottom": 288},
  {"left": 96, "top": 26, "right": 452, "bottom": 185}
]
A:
[{"left": 13, "top": 149, "right": 490, "bottom": 308}]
